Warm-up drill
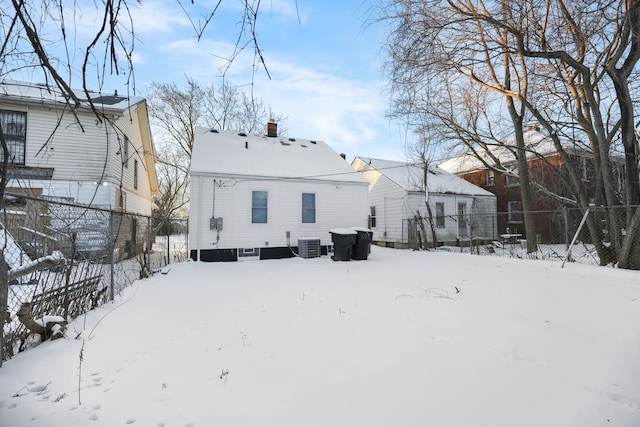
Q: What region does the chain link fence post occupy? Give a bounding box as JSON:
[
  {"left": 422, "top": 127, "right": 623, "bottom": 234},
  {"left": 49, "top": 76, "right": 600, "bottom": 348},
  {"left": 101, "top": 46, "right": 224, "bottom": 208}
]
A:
[
  {"left": 147, "top": 216, "right": 151, "bottom": 273},
  {"left": 166, "top": 219, "right": 170, "bottom": 265},
  {"left": 0, "top": 252, "right": 7, "bottom": 367},
  {"left": 563, "top": 206, "right": 570, "bottom": 249},
  {"left": 109, "top": 210, "right": 115, "bottom": 302}
]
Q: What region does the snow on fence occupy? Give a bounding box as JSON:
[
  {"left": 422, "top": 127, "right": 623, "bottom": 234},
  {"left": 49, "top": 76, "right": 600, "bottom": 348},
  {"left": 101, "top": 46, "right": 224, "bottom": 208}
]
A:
[{"left": 1, "top": 195, "right": 187, "bottom": 363}]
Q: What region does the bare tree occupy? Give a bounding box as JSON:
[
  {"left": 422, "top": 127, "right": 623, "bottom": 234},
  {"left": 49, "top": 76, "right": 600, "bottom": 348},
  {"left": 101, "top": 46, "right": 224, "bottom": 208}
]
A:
[
  {"left": 0, "top": 0, "right": 278, "bottom": 364},
  {"left": 147, "top": 76, "right": 288, "bottom": 226},
  {"left": 384, "top": 0, "right": 539, "bottom": 253},
  {"left": 382, "top": 0, "right": 640, "bottom": 268},
  {"left": 153, "top": 144, "right": 190, "bottom": 223}
]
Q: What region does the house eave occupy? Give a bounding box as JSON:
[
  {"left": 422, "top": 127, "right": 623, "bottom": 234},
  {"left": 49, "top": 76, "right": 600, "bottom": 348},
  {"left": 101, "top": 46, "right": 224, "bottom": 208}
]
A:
[
  {"left": 190, "top": 171, "right": 368, "bottom": 187},
  {"left": 0, "top": 80, "right": 145, "bottom": 114}
]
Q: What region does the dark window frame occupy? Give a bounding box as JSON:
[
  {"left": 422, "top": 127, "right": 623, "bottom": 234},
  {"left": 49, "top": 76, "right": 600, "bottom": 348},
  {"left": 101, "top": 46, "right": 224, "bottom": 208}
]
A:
[
  {"left": 0, "top": 109, "right": 27, "bottom": 165},
  {"left": 370, "top": 206, "right": 377, "bottom": 228},
  {"left": 507, "top": 200, "right": 522, "bottom": 222},
  {"left": 123, "top": 135, "right": 130, "bottom": 168}
]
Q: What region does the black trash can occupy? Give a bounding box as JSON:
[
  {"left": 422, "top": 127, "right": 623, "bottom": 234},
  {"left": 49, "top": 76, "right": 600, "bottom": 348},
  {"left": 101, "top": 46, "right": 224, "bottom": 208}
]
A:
[
  {"left": 351, "top": 227, "right": 373, "bottom": 260},
  {"left": 330, "top": 229, "right": 357, "bottom": 261}
]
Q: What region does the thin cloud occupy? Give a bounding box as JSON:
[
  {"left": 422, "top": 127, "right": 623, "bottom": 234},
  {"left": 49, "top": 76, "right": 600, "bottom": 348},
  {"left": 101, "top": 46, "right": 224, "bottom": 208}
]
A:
[
  {"left": 128, "top": 1, "right": 192, "bottom": 35},
  {"left": 226, "top": 57, "right": 389, "bottom": 157}
]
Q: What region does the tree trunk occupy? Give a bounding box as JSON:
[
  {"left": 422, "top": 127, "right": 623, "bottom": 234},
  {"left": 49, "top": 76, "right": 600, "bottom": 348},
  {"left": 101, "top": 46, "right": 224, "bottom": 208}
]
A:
[
  {"left": 415, "top": 211, "right": 428, "bottom": 250},
  {"left": 505, "top": 103, "right": 538, "bottom": 254},
  {"left": 425, "top": 202, "right": 438, "bottom": 248},
  {"left": 618, "top": 206, "right": 640, "bottom": 270},
  {"left": 500, "top": 10, "right": 538, "bottom": 255}
]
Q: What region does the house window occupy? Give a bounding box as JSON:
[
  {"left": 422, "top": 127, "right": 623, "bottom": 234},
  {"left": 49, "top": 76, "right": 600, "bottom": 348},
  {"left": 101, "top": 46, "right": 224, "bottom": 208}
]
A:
[
  {"left": 252, "top": 191, "right": 268, "bottom": 223},
  {"left": 435, "top": 202, "right": 445, "bottom": 228},
  {"left": 508, "top": 200, "right": 522, "bottom": 222},
  {"left": 302, "top": 193, "right": 316, "bottom": 223},
  {"left": 505, "top": 167, "right": 519, "bottom": 187},
  {"left": 486, "top": 169, "right": 495, "bottom": 186},
  {"left": 458, "top": 202, "right": 468, "bottom": 238},
  {"left": 133, "top": 159, "right": 138, "bottom": 189},
  {"left": 370, "top": 206, "right": 377, "bottom": 228},
  {"left": 0, "top": 109, "right": 27, "bottom": 165},
  {"left": 123, "top": 136, "right": 130, "bottom": 168}
]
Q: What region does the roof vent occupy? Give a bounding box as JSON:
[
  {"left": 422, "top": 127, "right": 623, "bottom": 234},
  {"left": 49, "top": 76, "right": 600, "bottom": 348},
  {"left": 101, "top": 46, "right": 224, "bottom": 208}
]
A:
[
  {"left": 209, "top": 128, "right": 219, "bottom": 133},
  {"left": 288, "top": 137, "right": 296, "bottom": 141},
  {"left": 280, "top": 141, "right": 291, "bottom": 146},
  {"left": 310, "top": 140, "right": 317, "bottom": 144},
  {"left": 238, "top": 132, "right": 247, "bottom": 137}
]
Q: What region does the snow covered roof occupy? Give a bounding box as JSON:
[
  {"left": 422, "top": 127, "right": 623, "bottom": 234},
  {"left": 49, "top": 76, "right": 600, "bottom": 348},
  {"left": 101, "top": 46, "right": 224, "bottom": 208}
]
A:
[
  {"left": 190, "top": 127, "right": 368, "bottom": 184},
  {"left": 0, "top": 79, "right": 145, "bottom": 112},
  {"left": 439, "top": 127, "right": 589, "bottom": 175},
  {"left": 352, "top": 156, "right": 494, "bottom": 196}
]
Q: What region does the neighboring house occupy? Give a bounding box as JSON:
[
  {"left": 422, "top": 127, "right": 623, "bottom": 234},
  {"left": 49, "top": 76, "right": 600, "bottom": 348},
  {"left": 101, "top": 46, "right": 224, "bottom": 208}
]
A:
[
  {"left": 0, "top": 79, "right": 159, "bottom": 259},
  {"left": 439, "top": 125, "right": 621, "bottom": 243},
  {"left": 189, "top": 124, "right": 369, "bottom": 262},
  {"left": 352, "top": 156, "right": 497, "bottom": 248}
]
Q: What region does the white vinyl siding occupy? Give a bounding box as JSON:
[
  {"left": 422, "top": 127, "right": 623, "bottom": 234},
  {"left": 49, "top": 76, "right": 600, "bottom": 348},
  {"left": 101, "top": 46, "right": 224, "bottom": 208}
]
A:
[
  {"left": 0, "top": 100, "right": 154, "bottom": 215},
  {"left": 123, "top": 136, "right": 130, "bottom": 168},
  {"left": 360, "top": 170, "right": 406, "bottom": 245},
  {"left": 189, "top": 176, "right": 368, "bottom": 251},
  {"left": 352, "top": 157, "right": 498, "bottom": 246},
  {"left": 24, "top": 108, "right": 109, "bottom": 180}
]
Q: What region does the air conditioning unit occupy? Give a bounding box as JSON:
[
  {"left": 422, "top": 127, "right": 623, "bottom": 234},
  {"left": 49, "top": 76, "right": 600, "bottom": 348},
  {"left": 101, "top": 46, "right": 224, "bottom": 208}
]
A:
[{"left": 298, "top": 238, "right": 321, "bottom": 259}]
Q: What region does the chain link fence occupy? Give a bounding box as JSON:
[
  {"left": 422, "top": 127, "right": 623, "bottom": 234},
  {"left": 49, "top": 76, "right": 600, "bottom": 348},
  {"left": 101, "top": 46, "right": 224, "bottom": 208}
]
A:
[
  {"left": 3, "top": 198, "right": 639, "bottom": 363},
  {"left": 1, "top": 195, "right": 187, "bottom": 363},
  {"left": 406, "top": 205, "right": 640, "bottom": 267}
]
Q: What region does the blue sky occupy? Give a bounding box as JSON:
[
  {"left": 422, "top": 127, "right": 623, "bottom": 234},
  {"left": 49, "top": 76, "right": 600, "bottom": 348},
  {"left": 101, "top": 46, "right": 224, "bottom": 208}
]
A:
[{"left": 72, "top": 0, "right": 409, "bottom": 161}]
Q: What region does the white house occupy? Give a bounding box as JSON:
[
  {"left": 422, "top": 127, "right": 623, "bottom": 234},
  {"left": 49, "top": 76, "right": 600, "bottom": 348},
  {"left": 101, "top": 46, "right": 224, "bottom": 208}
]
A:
[
  {"left": 0, "top": 79, "right": 158, "bottom": 261},
  {"left": 352, "top": 156, "right": 497, "bottom": 248},
  {"left": 0, "top": 79, "right": 158, "bottom": 215},
  {"left": 189, "top": 125, "right": 369, "bottom": 261}
]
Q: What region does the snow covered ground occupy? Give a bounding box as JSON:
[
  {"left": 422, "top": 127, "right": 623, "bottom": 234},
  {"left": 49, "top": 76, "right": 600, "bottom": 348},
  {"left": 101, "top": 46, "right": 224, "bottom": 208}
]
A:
[{"left": 1, "top": 246, "right": 639, "bottom": 426}]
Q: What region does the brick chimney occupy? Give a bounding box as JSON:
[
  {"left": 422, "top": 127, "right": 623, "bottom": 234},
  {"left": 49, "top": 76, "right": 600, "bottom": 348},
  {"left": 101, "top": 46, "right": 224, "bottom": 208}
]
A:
[{"left": 266, "top": 119, "right": 277, "bottom": 137}]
